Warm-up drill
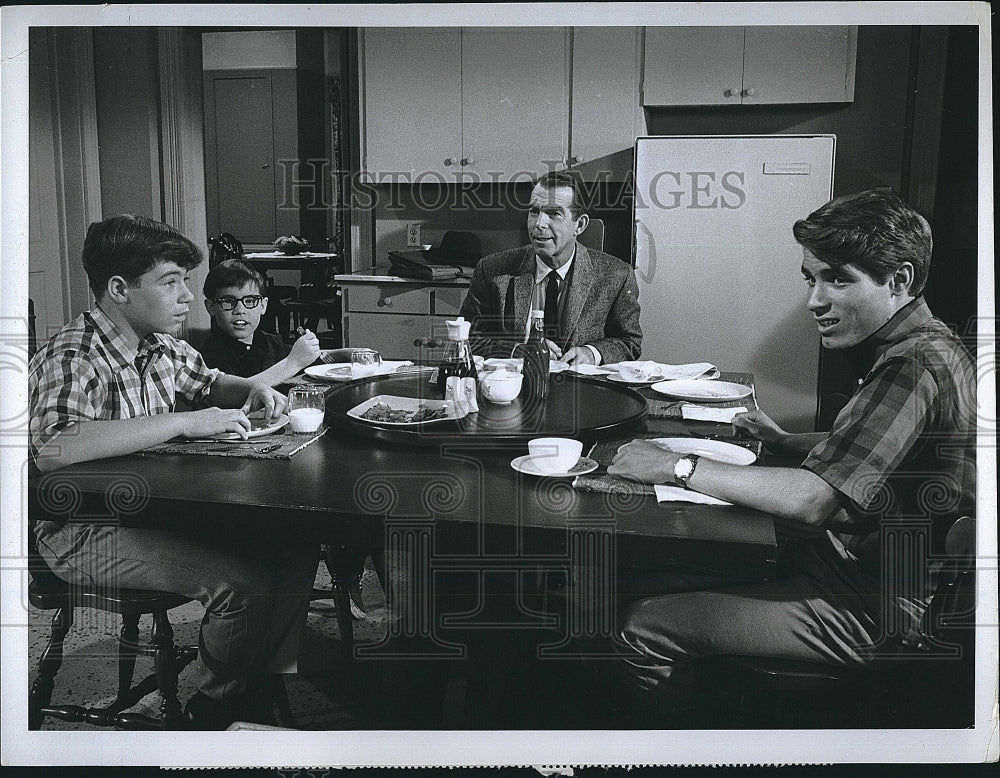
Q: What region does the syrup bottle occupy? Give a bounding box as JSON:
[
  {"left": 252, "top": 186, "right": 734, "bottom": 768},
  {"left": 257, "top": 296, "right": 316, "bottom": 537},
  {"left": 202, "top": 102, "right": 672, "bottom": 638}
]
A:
[
  {"left": 437, "top": 316, "right": 478, "bottom": 395},
  {"left": 520, "top": 309, "right": 550, "bottom": 401}
]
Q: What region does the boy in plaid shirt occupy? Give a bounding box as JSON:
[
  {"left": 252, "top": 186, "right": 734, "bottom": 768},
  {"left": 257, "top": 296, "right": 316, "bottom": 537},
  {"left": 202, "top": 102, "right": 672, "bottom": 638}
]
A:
[
  {"left": 29, "top": 214, "right": 317, "bottom": 729},
  {"left": 609, "top": 191, "right": 976, "bottom": 717}
]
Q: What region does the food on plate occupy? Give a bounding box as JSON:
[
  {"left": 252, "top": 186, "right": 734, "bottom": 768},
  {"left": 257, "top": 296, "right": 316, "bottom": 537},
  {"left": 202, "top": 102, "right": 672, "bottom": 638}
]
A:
[{"left": 360, "top": 402, "right": 448, "bottom": 423}]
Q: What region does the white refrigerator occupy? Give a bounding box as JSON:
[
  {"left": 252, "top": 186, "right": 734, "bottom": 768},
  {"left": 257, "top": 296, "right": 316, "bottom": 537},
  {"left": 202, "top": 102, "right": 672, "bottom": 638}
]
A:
[{"left": 633, "top": 135, "right": 835, "bottom": 431}]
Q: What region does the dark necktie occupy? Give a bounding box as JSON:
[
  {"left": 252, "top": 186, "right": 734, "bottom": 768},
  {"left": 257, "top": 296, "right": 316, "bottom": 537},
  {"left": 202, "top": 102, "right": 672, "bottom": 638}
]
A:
[{"left": 544, "top": 271, "right": 560, "bottom": 341}]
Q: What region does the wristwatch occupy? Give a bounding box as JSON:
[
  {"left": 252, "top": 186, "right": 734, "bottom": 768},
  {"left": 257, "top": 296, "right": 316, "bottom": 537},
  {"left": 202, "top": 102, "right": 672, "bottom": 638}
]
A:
[{"left": 673, "top": 454, "right": 701, "bottom": 489}]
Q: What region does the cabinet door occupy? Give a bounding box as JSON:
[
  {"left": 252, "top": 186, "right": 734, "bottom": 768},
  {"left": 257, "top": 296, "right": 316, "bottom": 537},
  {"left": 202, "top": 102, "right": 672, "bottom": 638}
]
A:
[
  {"left": 570, "top": 27, "right": 645, "bottom": 180},
  {"left": 742, "top": 26, "right": 856, "bottom": 104},
  {"left": 642, "top": 27, "right": 745, "bottom": 106},
  {"left": 362, "top": 28, "right": 463, "bottom": 180},
  {"left": 461, "top": 28, "right": 568, "bottom": 179}
]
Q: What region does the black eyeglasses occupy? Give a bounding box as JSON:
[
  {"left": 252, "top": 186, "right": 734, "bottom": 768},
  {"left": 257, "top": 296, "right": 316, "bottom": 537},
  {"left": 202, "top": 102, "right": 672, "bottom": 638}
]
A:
[{"left": 212, "top": 295, "right": 263, "bottom": 311}]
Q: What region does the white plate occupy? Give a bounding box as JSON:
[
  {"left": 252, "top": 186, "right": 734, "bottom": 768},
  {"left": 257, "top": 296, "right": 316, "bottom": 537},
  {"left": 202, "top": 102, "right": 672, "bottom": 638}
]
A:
[
  {"left": 648, "top": 437, "right": 757, "bottom": 465},
  {"left": 347, "top": 395, "right": 466, "bottom": 426},
  {"left": 210, "top": 413, "right": 289, "bottom": 441},
  {"left": 304, "top": 361, "right": 414, "bottom": 382},
  {"left": 650, "top": 379, "right": 753, "bottom": 402},
  {"left": 510, "top": 455, "right": 599, "bottom": 477}
]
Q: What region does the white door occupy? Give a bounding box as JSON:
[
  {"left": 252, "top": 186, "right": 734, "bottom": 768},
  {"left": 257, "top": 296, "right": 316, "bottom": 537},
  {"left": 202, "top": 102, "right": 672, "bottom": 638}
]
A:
[{"left": 634, "top": 135, "right": 835, "bottom": 430}]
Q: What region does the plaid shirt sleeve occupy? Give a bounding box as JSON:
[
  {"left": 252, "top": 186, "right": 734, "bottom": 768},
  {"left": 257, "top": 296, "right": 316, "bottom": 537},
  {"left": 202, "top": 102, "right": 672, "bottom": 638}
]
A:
[
  {"left": 28, "top": 350, "right": 105, "bottom": 459},
  {"left": 802, "top": 356, "right": 938, "bottom": 512},
  {"left": 167, "top": 338, "right": 220, "bottom": 408}
]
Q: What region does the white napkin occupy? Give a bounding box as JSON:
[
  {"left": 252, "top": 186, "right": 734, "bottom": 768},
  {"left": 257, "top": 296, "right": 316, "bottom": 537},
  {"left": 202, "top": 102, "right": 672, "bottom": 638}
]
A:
[
  {"left": 603, "top": 361, "right": 716, "bottom": 380},
  {"left": 654, "top": 485, "right": 732, "bottom": 506},
  {"left": 681, "top": 404, "right": 749, "bottom": 422},
  {"left": 566, "top": 364, "right": 613, "bottom": 376},
  {"left": 657, "top": 362, "right": 718, "bottom": 380}
]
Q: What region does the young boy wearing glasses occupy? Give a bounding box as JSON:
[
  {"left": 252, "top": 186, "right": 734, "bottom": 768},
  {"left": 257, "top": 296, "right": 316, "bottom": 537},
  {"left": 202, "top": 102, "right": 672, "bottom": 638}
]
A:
[{"left": 200, "top": 259, "right": 352, "bottom": 385}]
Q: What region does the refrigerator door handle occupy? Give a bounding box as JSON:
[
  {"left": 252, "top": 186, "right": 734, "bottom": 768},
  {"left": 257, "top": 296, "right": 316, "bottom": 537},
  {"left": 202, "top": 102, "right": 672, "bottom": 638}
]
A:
[{"left": 634, "top": 218, "right": 656, "bottom": 284}]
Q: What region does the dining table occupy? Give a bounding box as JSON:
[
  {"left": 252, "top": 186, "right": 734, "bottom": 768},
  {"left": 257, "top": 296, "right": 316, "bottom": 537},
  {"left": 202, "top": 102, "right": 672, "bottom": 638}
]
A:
[{"left": 26, "top": 366, "right": 780, "bottom": 726}]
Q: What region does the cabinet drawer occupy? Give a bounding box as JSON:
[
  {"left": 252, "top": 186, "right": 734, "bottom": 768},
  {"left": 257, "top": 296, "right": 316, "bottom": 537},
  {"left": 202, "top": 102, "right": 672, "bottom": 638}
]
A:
[
  {"left": 344, "top": 284, "right": 431, "bottom": 315},
  {"left": 344, "top": 312, "right": 432, "bottom": 360},
  {"left": 431, "top": 286, "right": 466, "bottom": 317}
]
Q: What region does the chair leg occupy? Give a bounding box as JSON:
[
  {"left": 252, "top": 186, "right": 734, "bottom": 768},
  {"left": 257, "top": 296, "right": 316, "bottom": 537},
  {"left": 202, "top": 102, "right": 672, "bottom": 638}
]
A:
[
  {"left": 112, "top": 612, "right": 141, "bottom": 709},
  {"left": 324, "top": 546, "right": 356, "bottom": 660},
  {"left": 150, "top": 610, "right": 185, "bottom": 729},
  {"left": 29, "top": 605, "right": 73, "bottom": 730}
]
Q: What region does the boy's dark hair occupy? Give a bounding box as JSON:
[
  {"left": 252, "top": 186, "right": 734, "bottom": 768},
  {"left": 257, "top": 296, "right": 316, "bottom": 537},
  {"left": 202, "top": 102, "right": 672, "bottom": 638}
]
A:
[
  {"left": 534, "top": 170, "right": 588, "bottom": 220},
  {"left": 793, "top": 190, "right": 932, "bottom": 295},
  {"left": 82, "top": 214, "right": 202, "bottom": 297},
  {"left": 203, "top": 258, "right": 266, "bottom": 300}
]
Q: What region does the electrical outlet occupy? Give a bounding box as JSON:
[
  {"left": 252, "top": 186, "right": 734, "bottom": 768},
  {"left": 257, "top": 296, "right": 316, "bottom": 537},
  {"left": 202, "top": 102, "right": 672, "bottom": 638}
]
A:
[{"left": 406, "top": 223, "right": 421, "bottom": 247}]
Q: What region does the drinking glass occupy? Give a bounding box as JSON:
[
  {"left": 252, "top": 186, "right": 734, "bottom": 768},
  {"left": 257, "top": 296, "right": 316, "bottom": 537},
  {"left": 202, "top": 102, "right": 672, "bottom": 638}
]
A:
[
  {"left": 351, "top": 348, "right": 382, "bottom": 378},
  {"left": 287, "top": 385, "right": 326, "bottom": 433}
]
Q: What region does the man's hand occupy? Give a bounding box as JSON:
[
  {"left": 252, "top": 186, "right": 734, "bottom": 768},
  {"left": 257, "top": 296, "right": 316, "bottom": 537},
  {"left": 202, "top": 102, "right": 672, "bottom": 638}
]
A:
[
  {"left": 732, "top": 409, "right": 788, "bottom": 448},
  {"left": 607, "top": 439, "right": 679, "bottom": 484},
  {"left": 288, "top": 328, "right": 321, "bottom": 371},
  {"left": 180, "top": 408, "right": 252, "bottom": 440},
  {"left": 543, "top": 339, "right": 563, "bottom": 360},
  {"left": 241, "top": 383, "right": 288, "bottom": 420},
  {"left": 561, "top": 346, "right": 596, "bottom": 366}
]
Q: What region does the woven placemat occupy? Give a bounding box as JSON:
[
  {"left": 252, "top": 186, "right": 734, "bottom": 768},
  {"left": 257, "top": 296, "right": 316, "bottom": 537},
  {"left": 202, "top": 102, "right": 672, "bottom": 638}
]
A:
[{"left": 138, "top": 427, "right": 328, "bottom": 460}]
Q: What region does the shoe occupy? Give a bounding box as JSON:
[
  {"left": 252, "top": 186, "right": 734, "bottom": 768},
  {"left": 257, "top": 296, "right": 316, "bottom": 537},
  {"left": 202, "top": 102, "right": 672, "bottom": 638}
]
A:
[
  {"left": 183, "top": 692, "right": 240, "bottom": 731},
  {"left": 347, "top": 580, "right": 367, "bottom": 619}
]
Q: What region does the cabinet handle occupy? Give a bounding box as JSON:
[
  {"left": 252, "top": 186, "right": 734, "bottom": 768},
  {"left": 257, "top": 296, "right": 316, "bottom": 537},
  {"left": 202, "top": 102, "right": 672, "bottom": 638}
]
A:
[
  {"left": 444, "top": 157, "right": 458, "bottom": 166},
  {"left": 741, "top": 87, "right": 756, "bottom": 97},
  {"left": 461, "top": 157, "right": 475, "bottom": 166},
  {"left": 377, "top": 297, "right": 393, "bottom": 308},
  {"left": 724, "top": 88, "right": 739, "bottom": 98}
]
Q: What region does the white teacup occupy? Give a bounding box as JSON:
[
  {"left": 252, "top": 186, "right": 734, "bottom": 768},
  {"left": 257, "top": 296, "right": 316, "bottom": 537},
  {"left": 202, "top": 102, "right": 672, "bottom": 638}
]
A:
[
  {"left": 618, "top": 360, "right": 658, "bottom": 382},
  {"left": 478, "top": 368, "right": 523, "bottom": 404},
  {"left": 528, "top": 437, "right": 583, "bottom": 474}
]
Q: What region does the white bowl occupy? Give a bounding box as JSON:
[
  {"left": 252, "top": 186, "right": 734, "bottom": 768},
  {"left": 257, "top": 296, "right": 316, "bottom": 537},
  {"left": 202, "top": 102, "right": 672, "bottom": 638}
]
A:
[
  {"left": 478, "top": 370, "right": 523, "bottom": 404},
  {"left": 527, "top": 437, "right": 583, "bottom": 474}
]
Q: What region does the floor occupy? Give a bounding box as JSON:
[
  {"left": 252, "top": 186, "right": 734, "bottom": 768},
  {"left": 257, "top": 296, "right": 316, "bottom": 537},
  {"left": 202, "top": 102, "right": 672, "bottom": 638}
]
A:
[{"left": 26, "top": 559, "right": 621, "bottom": 731}]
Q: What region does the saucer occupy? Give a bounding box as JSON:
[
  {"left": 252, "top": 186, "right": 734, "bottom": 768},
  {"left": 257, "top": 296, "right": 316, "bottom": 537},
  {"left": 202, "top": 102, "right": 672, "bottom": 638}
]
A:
[{"left": 510, "top": 455, "right": 599, "bottom": 477}]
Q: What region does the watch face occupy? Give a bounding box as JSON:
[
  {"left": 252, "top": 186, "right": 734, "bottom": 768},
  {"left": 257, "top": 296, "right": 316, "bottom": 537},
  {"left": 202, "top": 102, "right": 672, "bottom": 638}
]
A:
[{"left": 675, "top": 456, "right": 694, "bottom": 482}]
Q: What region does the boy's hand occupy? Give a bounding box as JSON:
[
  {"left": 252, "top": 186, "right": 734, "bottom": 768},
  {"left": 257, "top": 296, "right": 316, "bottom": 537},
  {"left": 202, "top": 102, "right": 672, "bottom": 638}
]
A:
[
  {"left": 289, "top": 328, "right": 321, "bottom": 370},
  {"left": 732, "top": 409, "right": 787, "bottom": 448},
  {"left": 181, "top": 408, "right": 252, "bottom": 440},
  {"left": 608, "top": 439, "right": 678, "bottom": 484},
  {"left": 241, "top": 383, "right": 288, "bottom": 420}
]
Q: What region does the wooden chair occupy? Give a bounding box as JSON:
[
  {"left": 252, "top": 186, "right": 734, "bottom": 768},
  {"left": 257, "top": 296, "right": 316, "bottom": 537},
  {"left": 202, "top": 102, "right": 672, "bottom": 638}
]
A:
[
  {"left": 27, "top": 527, "right": 198, "bottom": 730},
  {"left": 578, "top": 218, "right": 605, "bottom": 252},
  {"left": 702, "top": 515, "right": 977, "bottom": 728},
  {"left": 282, "top": 284, "right": 343, "bottom": 348}
]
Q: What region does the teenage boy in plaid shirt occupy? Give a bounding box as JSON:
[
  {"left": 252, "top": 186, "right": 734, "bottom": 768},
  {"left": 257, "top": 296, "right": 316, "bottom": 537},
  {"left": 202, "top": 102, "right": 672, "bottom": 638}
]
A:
[
  {"left": 29, "top": 214, "right": 318, "bottom": 729},
  {"left": 609, "top": 191, "right": 976, "bottom": 716}
]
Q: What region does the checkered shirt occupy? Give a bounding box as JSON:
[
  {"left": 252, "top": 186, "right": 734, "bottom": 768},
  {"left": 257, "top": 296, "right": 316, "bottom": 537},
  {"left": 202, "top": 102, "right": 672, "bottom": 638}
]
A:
[
  {"left": 28, "top": 306, "right": 220, "bottom": 462},
  {"left": 802, "top": 297, "right": 977, "bottom": 577}
]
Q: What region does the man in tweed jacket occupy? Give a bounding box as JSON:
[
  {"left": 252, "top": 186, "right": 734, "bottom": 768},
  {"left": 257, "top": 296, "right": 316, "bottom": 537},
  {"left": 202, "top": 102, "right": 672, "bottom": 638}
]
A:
[{"left": 459, "top": 171, "right": 641, "bottom": 364}]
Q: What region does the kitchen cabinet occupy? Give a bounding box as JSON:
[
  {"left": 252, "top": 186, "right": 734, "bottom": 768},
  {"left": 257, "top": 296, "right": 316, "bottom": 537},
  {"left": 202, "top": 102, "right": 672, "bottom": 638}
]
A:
[
  {"left": 337, "top": 275, "right": 469, "bottom": 360},
  {"left": 642, "top": 26, "right": 857, "bottom": 106},
  {"left": 567, "top": 27, "right": 646, "bottom": 181},
  {"left": 361, "top": 28, "right": 567, "bottom": 181}
]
